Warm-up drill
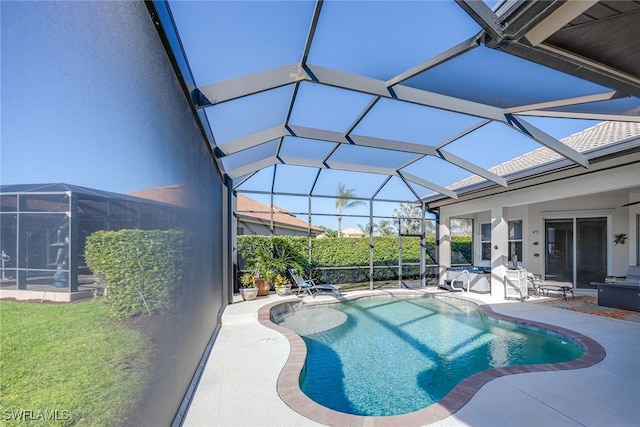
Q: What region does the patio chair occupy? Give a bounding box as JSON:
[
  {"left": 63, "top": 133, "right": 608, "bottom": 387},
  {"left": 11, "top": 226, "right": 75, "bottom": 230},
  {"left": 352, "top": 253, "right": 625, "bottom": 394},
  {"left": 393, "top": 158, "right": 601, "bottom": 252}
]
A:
[
  {"left": 527, "top": 272, "right": 542, "bottom": 297},
  {"left": 288, "top": 269, "right": 341, "bottom": 297}
]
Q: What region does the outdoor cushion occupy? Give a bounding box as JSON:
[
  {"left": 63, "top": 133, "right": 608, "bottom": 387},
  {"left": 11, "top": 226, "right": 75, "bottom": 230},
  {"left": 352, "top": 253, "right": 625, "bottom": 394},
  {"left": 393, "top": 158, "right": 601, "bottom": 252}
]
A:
[{"left": 626, "top": 266, "right": 640, "bottom": 281}]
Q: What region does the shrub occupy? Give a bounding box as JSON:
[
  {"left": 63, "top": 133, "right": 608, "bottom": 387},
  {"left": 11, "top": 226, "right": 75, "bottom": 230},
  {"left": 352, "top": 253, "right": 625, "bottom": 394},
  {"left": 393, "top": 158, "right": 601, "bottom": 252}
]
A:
[
  {"left": 85, "top": 229, "right": 186, "bottom": 319},
  {"left": 237, "top": 235, "right": 309, "bottom": 273},
  {"left": 236, "top": 234, "right": 471, "bottom": 284},
  {"left": 236, "top": 235, "right": 272, "bottom": 271}
]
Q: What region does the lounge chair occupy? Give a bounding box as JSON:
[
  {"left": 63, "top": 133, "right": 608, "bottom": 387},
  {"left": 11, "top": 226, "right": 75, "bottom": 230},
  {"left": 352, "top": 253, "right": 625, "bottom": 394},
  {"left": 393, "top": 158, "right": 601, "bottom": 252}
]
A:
[
  {"left": 539, "top": 280, "right": 574, "bottom": 301},
  {"left": 288, "top": 269, "right": 341, "bottom": 297}
]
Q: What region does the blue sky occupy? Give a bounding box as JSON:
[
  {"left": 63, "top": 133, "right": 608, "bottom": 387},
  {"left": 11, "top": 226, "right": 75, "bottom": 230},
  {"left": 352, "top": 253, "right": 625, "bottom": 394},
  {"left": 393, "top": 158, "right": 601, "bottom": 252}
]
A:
[
  {"left": 1, "top": 1, "right": 606, "bottom": 232},
  {"left": 1, "top": 1, "right": 187, "bottom": 194}
]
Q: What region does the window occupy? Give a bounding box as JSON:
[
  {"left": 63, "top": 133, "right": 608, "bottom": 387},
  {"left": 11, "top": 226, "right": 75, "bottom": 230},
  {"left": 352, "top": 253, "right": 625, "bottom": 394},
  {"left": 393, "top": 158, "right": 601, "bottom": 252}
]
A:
[
  {"left": 508, "top": 220, "right": 523, "bottom": 263},
  {"left": 481, "top": 220, "right": 522, "bottom": 262},
  {"left": 481, "top": 223, "right": 491, "bottom": 261}
]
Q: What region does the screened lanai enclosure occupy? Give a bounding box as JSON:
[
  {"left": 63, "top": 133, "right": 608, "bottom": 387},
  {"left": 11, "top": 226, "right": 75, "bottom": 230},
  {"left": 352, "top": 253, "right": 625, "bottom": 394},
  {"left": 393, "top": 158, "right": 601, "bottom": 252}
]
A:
[
  {"left": 2, "top": 0, "right": 639, "bottom": 426},
  {"left": 161, "top": 0, "right": 639, "bottom": 291},
  {"left": 167, "top": 0, "right": 639, "bottom": 196},
  {"left": 0, "top": 184, "right": 183, "bottom": 295}
]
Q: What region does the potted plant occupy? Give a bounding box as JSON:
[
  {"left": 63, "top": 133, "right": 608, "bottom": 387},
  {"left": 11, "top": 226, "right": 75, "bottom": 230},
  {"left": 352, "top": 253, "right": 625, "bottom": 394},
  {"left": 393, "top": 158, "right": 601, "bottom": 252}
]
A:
[
  {"left": 246, "top": 240, "right": 305, "bottom": 296},
  {"left": 239, "top": 273, "right": 258, "bottom": 301},
  {"left": 244, "top": 250, "right": 265, "bottom": 296},
  {"left": 248, "top": 249, "right": 285, "bottom": 296},
  {"left": 273, "top": 274, "right": 292, "bottom": 296}
]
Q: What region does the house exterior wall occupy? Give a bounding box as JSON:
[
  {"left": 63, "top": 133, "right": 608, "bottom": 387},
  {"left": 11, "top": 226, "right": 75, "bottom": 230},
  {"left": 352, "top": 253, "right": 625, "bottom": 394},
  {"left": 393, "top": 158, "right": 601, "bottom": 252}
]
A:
[
  {"left": 238, "top": 219, "right": 312, "bottom": 236},
  {"left": 439, "top": 161, "right": 640, "bottom": 293},
  {"left": 526, "top": 191, "right": 630, "bottom": 277}
]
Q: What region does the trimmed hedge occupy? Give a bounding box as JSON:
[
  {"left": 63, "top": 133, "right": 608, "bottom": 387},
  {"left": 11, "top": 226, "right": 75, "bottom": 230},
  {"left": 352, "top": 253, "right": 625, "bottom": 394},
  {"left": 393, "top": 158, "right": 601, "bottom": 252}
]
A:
[
  {"left": 85, "top": 229, "right": 186, "bottom": 319},
  {"left": 237, "top": 235, "right": 472, "bottom": 284},
  {"left": 311, "top": 236, "right": 424, "bottom": 283}
]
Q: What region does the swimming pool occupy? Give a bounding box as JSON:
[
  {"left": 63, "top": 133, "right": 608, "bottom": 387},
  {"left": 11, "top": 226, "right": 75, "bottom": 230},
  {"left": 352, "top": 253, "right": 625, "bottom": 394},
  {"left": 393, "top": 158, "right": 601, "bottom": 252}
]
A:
[{"left": 270, "top": 293, "right": 587, "bottom": 418}]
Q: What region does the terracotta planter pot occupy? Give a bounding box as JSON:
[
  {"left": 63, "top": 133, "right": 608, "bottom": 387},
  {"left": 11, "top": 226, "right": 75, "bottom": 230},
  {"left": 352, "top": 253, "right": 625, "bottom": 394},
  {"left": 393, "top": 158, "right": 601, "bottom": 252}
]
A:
[{"left": 253, "top": 277, "right": 270, "bottom": 296}]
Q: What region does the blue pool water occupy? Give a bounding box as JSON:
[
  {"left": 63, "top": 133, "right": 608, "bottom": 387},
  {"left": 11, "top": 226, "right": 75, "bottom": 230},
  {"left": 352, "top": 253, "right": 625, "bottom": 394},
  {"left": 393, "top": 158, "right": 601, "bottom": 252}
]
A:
[{"left": 275, "top": 295, "right": 584, "bottom": 416}]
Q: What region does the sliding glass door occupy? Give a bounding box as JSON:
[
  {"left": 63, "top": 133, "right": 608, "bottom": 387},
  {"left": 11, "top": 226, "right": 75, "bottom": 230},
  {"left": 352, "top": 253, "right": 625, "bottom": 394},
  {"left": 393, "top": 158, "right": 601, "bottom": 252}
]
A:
[
  {"left": 545, "top": 220, "right": 573, "bottom": 282},
  {"left": 576, "top": 218, "right": 607, "bottom": 288},
  {"left": 545, "top": 217, "right": 607, "bottom": 289}
]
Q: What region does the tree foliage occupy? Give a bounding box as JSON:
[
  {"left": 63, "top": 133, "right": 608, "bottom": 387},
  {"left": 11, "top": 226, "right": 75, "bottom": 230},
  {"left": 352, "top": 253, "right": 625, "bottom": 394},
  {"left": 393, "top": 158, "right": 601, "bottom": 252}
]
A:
[
  {"left": 335, "top": 182, "right": 365, "bottom": 236},
  {"left": 392, "top": 202, "right": 437, "bottom": 235}
]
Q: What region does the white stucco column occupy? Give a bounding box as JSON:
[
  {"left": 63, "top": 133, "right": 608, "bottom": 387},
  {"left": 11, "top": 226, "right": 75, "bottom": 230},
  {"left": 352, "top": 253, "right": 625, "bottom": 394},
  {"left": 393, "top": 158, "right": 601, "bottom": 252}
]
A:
[
  {"left": 491, "top": 206, "right": 508, "bottom": 298},
  {"left": 629, "top": 191, "right": 640, "bottom": 267},
  {"left": 438, "top": 213, "right": 451, "bottom": 285}
]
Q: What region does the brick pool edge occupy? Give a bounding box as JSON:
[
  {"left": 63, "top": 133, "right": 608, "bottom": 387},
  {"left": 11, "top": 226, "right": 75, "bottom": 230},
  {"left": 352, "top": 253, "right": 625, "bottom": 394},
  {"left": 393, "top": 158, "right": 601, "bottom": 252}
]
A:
[{"left": 257, "top": 290, "right": 606, "bottom": 427}]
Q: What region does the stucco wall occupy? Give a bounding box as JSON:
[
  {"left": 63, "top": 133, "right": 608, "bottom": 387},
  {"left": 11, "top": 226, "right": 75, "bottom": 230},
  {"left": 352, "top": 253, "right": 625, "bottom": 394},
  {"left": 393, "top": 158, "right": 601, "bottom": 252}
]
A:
[
  {"left": 441, "top": 163, "right": 639, "bottom": 282},
  {"left": 239, "top": 220, "right": 312, "bottom": 236},
  {"left": 527, "top": 191, "right": 632, "bottom": 277}
]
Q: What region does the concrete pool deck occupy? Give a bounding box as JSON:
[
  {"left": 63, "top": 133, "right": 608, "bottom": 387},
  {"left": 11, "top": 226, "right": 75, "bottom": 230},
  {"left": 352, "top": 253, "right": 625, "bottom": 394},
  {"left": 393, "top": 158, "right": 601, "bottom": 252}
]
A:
[{"left": 183, "top": 289, "right": 640, "bottom": 426}]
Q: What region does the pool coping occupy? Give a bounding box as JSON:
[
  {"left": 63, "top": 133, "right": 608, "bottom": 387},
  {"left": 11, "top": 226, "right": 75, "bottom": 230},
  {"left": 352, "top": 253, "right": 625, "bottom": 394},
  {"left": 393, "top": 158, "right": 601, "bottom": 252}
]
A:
[{"left": 257, "top": 290, "right": 606, "bottom": 427}]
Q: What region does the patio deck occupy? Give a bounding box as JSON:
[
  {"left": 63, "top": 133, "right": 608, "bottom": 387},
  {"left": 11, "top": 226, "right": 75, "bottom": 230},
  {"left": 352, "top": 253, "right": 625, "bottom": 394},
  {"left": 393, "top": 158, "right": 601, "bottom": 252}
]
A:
[{"left": 183, "top": 289, "right": 640, "bottom": 426}]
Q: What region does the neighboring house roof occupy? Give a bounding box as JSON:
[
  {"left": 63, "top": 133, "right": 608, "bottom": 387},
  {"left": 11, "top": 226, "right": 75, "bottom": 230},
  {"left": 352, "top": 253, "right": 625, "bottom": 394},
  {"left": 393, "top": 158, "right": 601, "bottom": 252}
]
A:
[
  {"left": 1, "top": 182, "right": 148, "bottom": 202},
  {"left": 236, "top": 194, "right": 322, "bottom": 234},
  {"left": 340, "top": 227, "right": 366, "bottom": 238},
  {"left": 126, "top": 187, "right": 323, "bottom": 234},
  {"left": 127, "top": 184, "right": 193, "bottom": 207},
  {"left": 0, "top": 182, "right": 179, "bottom": 212},
  {"left": 449, "top": 121, "right": 640, "bottom": 192}
]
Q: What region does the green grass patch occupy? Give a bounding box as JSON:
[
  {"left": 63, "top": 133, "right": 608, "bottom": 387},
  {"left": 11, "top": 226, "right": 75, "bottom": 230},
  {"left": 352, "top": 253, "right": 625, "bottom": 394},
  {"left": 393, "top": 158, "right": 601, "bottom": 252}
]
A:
[{"left": 0, "top": 299, "right": 151, "bottom": 426}]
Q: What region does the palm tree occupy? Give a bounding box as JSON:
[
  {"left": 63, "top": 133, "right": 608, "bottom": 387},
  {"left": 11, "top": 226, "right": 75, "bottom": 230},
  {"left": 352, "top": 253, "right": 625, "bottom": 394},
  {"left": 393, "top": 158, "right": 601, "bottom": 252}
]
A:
[
  {"left": 376, "top": 219, "right": 395, "bottom": 236},
  {"left": 335, "top": 182, "right": 365, "bottom": 237},
  {"left": 358, "top": 223, "right": 376, "bottom": 237},
  {"left": 358, "top": 220, "right": 395, "bottom": 236}
]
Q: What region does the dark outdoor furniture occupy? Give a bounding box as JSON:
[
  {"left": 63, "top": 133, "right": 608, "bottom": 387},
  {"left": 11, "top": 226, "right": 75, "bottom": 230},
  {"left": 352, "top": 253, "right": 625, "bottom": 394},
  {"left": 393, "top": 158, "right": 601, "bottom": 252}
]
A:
[
  {"left": 539, "top": 281, "right": 574, "bottom": 301},
  {"left": 591, "top": 266, "right": 640, "bottom": 312}
]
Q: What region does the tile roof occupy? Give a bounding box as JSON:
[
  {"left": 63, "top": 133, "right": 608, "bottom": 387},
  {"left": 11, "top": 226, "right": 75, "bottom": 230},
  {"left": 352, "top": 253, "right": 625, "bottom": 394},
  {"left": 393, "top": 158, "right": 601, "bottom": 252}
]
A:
[
  {"left": 237, "top": 194, "right": 322, "bottom": 234},
  {"left": 129, "top": 186, "right": 321, "bottom": 233},
  {"left": 340, "top": 227, "right": 366, "bottom": 237},
  {"left": 449, "top": 121, "right": 640, "bottom": 191},
  {"left": 127, "top": 184, "right": 193, "bottom": 207}
]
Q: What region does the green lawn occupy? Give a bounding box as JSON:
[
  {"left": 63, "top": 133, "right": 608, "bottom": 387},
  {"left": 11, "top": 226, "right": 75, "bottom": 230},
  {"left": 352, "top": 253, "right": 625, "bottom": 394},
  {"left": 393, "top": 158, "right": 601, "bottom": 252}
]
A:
[{"left": 0, "top": 299, "right": 151, "bottom": 426}]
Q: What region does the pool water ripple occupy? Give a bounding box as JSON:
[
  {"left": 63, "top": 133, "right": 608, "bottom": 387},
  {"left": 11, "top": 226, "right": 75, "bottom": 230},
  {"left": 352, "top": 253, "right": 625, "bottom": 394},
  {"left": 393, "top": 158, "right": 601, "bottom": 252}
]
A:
[
  {"left": 274, "top": 295, "right": 583, "bottom": 416},
  {"left": 259, "top": 291, "right": 606, "bottom": 426}
]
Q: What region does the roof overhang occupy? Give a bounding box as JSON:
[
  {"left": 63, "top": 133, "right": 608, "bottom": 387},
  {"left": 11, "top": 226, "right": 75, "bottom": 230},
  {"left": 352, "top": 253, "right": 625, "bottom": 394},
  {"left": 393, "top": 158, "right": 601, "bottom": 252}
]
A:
[{"left": 459, "top": 0, "right": 640, "bottom": 97}]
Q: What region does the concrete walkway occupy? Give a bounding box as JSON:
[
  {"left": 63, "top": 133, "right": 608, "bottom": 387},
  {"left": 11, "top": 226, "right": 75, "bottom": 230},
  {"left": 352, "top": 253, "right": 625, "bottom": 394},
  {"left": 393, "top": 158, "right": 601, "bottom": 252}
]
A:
[{"left": 184, "top": 290, "right": 640, "bottom": 426}]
